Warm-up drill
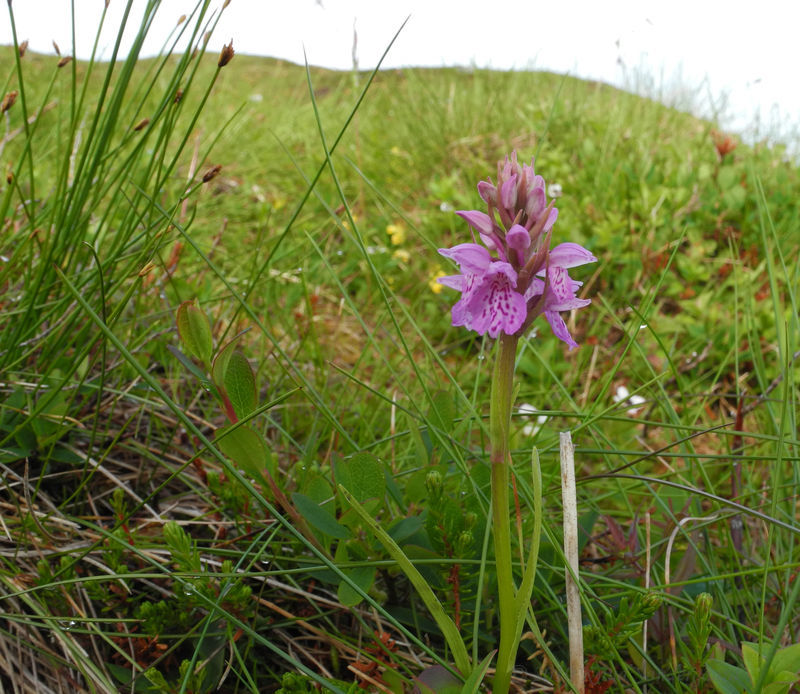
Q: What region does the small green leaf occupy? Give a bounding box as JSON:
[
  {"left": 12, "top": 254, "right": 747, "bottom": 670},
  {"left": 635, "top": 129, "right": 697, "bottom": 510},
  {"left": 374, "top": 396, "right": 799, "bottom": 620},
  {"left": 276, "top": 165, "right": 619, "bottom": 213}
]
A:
[
  {"left": 741, "top": 643, "right": 762, "bottom": 682},
  {"left": 223, "top": 350, "right": 256, "bottom": 420},
  {"left": 707, "top": 658, "right": 753, "bottom": 694},
  {"left": 291, "top": 493, "right": 351, "bottom": 540},
  {"left": 143, "top": 666, "right": 171, "bottom": 691},
  {"left": 763, "top": 676, "right": 796, "bottom": 694},
  {"left": 337, "top": 565, "right": 375, "bottom": 607},
  {"left": 388, "top": 515, "right": 424, "bottom": 544},
  {"left": 211, "top": 334, "right": 242, "bottom": 389},
  {"left": 215, "top": 425, "right": 270, "bottom": 483},
  {"left": 769, "top": 642, "right": 800, "bottom": 681},
  {"left": 176, "top": 300, "right": 213, "bottom": 365},
  {"left": 335, "top": 452, "right": 385, "bottom": 502},
  {"left": 167, "top": 344, "right": 213, "bottom": 383}
]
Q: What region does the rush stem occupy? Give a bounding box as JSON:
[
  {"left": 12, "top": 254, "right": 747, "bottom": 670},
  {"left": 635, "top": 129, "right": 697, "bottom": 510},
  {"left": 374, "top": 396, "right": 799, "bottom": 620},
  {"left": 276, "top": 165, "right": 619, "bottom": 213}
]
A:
[{"left": 489, "top": 331, "right": 519, "bottom": 694}]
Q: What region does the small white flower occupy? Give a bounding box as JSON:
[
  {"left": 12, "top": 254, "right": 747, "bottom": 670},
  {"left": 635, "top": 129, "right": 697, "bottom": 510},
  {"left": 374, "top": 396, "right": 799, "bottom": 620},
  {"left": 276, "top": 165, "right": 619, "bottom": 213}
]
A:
[
  {"left": 548, "top": 183, "right": 563, "bottom": 198},
  {"left": 613, "top": 386, "right": 630, "bottom": 403},
  {"left": 518, "top": 403, "right": 548, "bottom": 437},
  {"left": 614, "top": 385, "right": 646, "bottom": 415}
]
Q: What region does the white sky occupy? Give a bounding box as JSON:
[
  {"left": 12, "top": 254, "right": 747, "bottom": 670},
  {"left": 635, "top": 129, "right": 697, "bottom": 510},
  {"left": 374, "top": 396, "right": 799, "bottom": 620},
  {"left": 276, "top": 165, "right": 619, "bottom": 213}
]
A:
[{"left": 2, "top": 1, "right": 799, "bottom": 144}]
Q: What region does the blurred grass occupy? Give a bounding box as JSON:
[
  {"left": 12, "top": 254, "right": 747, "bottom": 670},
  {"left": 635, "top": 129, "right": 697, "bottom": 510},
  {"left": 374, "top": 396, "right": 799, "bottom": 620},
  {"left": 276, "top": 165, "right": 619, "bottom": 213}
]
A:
[{"left": 0, "top": 4, "right": 798, "bottom": 691}]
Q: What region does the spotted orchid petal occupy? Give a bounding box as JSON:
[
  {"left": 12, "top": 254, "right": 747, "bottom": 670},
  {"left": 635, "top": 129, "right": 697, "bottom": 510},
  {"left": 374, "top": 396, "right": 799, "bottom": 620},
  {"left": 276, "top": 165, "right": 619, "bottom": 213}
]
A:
[
  {"left": 477, "top": 180, "right": 497, "bottom": 205},
  {"left": 544, "top": 266, "right": 590, "bottom": 311},
  {"left": 524, "top": 277, "right": 545, "bottom": 303},
  {"left": 544, "top": 310, "right": 579, "bottom": 350},
  {"left": 505, "top": 224, "right": 531, "bottom": 253},
  {"left": 438, "top": 243, "right": 491, "bottom": 274},
  {"left": 459, "top": 263, "right": 526, "bottom": 338},
  {"left": 524, "top": 184, "right": 546, "bottom": 222},
  {"left": 456, "top": 210, "right": 494, "bottom": 237},
  {"left": 548, "top": 242, "right": 597, "bottom": 269},
  {"left": 542, "top": 207, "right": 559, "bottom": 234},
  {"left": 437, "top": 274, "right": 464, "bottom": 291},
  {"left": 499, "top": 175, "right": 517, "bottom": 212}
]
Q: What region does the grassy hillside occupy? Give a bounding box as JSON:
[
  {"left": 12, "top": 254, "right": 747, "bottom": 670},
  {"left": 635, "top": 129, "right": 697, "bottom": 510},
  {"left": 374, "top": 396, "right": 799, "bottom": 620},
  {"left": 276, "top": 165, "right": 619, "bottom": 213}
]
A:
[{"left": 0, "top": 17, "right": 798, "bottom": 694}]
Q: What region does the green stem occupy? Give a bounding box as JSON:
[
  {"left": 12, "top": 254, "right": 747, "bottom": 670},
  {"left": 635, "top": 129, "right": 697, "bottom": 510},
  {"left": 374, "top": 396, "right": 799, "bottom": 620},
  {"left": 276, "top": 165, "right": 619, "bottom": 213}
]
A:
[{"left": 490, "top": 332, "right": 519, "bottom": 694}]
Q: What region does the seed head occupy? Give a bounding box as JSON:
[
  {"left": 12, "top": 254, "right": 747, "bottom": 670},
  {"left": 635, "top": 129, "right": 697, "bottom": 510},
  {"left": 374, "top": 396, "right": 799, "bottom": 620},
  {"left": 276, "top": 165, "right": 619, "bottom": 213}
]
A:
[
  {"left": 218, "top": 40, "right": 234, "bottom": 68},
  {"left": 18, "top": 40, "right": 28, "bottom": 58},
  {"left": 202, "top": 164, "right": 222, "bottom": 183},
  {"left": 57, "top": 56, "right": 72, "bottom": 68},
  {"left": 133, "top": 118, "right": 150, "bottom": 132},
  {"left": 1, "top": 91, "right": 18, "bottom": 114}
]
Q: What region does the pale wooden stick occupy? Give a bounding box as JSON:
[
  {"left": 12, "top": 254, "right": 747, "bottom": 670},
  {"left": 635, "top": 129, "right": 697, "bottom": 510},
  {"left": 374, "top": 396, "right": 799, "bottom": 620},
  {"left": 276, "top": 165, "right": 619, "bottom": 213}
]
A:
[
  {"left": 643, "top": 511, "right": 651, "bottom": 692},
  {"left": 560, "top": 431, "right": 584, "bottom": 693}
]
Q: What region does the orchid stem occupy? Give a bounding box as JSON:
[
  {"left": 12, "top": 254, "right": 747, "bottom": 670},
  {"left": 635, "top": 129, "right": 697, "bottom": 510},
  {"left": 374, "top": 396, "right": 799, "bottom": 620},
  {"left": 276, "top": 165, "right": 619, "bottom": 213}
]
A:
[{"left": 490, "top": 332, "right": 519, "bottom": 694}]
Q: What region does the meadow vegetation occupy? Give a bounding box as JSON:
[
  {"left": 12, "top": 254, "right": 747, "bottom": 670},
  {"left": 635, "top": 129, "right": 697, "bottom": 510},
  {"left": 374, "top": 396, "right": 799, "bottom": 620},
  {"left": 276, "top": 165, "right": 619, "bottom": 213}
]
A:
[{"left": 0, "top": 3, "right": 799, "bottom": 692}]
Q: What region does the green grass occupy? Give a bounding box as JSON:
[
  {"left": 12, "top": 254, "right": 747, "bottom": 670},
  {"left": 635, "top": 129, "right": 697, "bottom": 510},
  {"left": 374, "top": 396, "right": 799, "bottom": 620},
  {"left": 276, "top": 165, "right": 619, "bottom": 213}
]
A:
[{"left": 1, "top": 3, "right": 799, "bottom": 692}]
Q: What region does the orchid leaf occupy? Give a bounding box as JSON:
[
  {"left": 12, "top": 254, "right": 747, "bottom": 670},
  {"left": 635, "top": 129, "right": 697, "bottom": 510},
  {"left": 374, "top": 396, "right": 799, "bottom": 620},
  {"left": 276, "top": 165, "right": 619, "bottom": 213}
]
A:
[
  {"left": 460, "top": 650, "right": 495, "bottom": 694},
  {"left": 338, "top": 485, "right": 471, "bottom": 676}
]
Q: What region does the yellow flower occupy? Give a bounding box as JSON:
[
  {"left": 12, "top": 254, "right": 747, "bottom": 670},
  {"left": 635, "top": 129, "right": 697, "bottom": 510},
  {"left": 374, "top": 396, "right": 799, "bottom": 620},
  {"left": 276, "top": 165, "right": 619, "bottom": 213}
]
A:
[
  {"left": 392, "top": 249, "right": 410, "bottom": 263},
  {"left": 428, "top": 270, "right": 447, "bottom": 294},
  {"left": 386, "top": 223, "right": 405, "bottom": 246}
]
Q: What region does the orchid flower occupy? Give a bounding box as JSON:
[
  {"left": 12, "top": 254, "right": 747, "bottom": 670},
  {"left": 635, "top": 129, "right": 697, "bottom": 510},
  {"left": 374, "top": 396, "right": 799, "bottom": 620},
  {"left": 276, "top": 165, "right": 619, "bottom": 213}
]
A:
[{"left": 438, "top": 153, "right": 596, "bottom": 348}]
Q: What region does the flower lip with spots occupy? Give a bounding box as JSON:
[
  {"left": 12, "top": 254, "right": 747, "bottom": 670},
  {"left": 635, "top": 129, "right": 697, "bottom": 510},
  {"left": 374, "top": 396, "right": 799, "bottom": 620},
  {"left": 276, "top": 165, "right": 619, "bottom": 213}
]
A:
[{"left": 437, "top": 152, "right": 597, "bottom": 348}]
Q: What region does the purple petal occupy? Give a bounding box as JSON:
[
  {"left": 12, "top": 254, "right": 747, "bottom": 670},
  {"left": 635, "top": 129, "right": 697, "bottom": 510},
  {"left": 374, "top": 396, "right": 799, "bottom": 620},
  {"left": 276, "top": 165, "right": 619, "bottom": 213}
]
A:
[
  {"left": 478, "top": 180, "right": 497, "bottom": 205},
  {"left": 549, "top": 242, "right": 597, "bottom": 269},
  {"left": 499, "top": 175, "right": 517, "bottom": 212},
  {"left": 524, "top": 185, "right": 546, "bottom": 221},
  {"left": 544, "top": 311, "right": 579, "bottom": 350},
  {"left": 549, "top": 296, "right": 592, "bottom": 312},
  {"left": 500, "top": 155, "right": 514, "bottom": 180},
  {"left": 464, "top": 264, "right": 525, "bottom": 338},
  {"left": 437, "top": 274, "right": 463, "bottom": 290},
  {"left": 542, "top": 267, "right": 592, "bottom": 311},
  {"left": 506, "top": 224, "right": 531, "bottom": 252},
  {"left": 438, "top": 243, "right": 491, "bottom": 274},
  {"left": 479, "top": 233, "right": 498, "bottom": 251},
  {"left": 451, "top": 275, "right": 482, "bottom": 326},
  {"left": 542, "top": 207, "right": 559, "bottom": 233},
  {"left": 521, "top": 162, "right": 536, "bottom": 183},
  {"left": 524, "top": 277, "right": 545, "bottom": 302},
  {"left": 456, "top": 209, "right": 494, "bottom": 237},
  {"left": 545, "top": 266, "right": 574, "bottom": 305}
]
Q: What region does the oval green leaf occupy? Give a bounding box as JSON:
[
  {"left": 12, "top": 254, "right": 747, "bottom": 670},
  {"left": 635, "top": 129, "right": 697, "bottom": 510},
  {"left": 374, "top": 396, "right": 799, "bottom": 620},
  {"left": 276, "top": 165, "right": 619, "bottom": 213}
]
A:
[
  {"left": 335, "top": 452, "right": 385, "bottom": 503},
  {"left": 176, "top": 300, "right": 213, "bottom": 365},
  {"left": 292, "top": 492, "right": 351, "bottom": 540},
  {"left": 224, "top": 350, "right": 256, "bottom": 420}
]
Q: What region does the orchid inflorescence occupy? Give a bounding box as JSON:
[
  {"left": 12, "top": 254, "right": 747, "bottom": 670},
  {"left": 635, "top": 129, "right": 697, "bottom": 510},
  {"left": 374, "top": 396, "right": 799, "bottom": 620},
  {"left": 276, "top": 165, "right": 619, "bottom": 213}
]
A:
[{"left": 438, "top": 153, "right": 596, "bottom": 347}]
